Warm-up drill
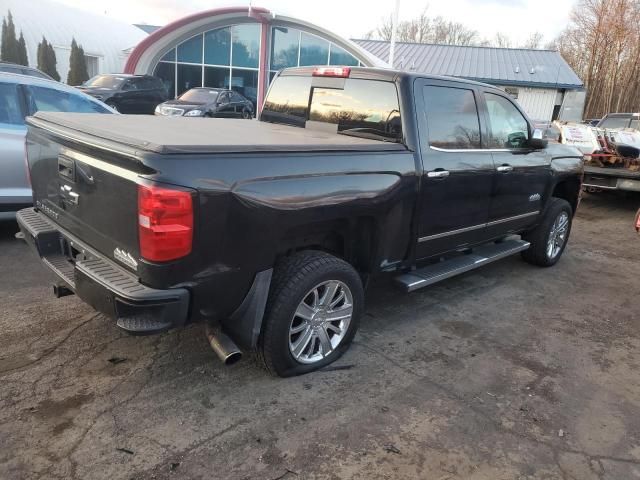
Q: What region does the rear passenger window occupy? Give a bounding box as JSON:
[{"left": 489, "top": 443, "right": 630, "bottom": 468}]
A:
[
  {"left": 0, "top": 82, "right": 25, "bottom": 125},
  {"left": 262, "top": 75, "right": 312, "bottom": 127},
  {"left": 423, "top": 85, "right": 480, "bottom": 149},
  {"left": 484, "top": 93, "right": 529, "bottom": 149},
  {"left": 27, "top": 86, "right": 109, "bottom": 114}
]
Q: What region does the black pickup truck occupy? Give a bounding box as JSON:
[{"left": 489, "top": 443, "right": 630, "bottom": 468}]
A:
[{"left": 17, "top": 66, "right": 583, "bottom": 377}]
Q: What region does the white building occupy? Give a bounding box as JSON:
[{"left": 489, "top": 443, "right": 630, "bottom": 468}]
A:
[
  {"left": 2, "top": 0, "right": 147, "bottom": 81},
  {"left": 353, "top": 39, "right": 585, "bottom": 123}
]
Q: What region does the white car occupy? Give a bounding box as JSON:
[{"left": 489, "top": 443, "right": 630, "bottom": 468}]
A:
[{"left": 0, "top": 72, "right": 115, "bottom": 220}]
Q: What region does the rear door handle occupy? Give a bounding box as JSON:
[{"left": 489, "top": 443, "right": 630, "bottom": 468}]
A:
[
  {"left": 497, "top": 165, "right": 514, "bottom": 173},
  {"left": 427, "top": 170, "right": 450, "bottom": 178}
]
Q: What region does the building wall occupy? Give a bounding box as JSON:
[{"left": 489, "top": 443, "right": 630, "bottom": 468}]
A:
[
  {"left": 499, "top": 85, "right": 558, "bottom": 122},
  {"left": 3, "top": 0, "right": 146, "bottom": 82}
]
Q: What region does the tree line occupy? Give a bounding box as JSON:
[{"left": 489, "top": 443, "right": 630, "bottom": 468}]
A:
[
  {"left": 551, "top": 0, "right": 640, "bottom": 118},
  {"left": 365, "top": 8, "right": 545, "bottom": 49},
  {"left": 367, "top": 2, "right": 640, "bottom": 119},
  {"left": 1, "top": 10, "right": 90, "bottom": 85}
]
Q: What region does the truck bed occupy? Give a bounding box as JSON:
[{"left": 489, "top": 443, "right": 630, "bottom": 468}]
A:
[{"left": 27, "top": 112, "right": 406, "bottom": 155}]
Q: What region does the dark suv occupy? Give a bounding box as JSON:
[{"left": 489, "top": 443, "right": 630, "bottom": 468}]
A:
[{"left": 77, "top": 74, "right": 168, "bottom": 114}]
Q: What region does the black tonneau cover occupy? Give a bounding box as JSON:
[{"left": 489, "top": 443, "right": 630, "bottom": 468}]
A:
[{"left": 28, "top": 112, "right": 406, "bottom": 155}]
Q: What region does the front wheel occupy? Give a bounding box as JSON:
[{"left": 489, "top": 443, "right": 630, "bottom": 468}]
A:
[
  {"left": 259, "top": 251, "right": 363, "bottom": 377},
  {"left": 521, "top": 197, "right": 573, "bottom": 267},
  {"left": 241, "top": 108, "right": 252, "bottom": 119}
]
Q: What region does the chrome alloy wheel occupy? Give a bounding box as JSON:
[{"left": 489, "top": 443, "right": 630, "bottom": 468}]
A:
[
  {"left": 288, "top": 280, "right": 353, "bottom": 364},
  {"left": 547, "top": 211, "right": 569, "bottom": 259}
]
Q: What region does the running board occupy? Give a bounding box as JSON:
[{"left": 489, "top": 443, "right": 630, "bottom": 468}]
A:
[{"left": 395, "top": 239, "right": 530, "bottom": 292}]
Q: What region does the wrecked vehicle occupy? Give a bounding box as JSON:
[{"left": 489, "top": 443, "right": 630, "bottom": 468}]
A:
[
  {"left": 558, "top": 113, "right": 640, "bottom": 192},
  {"left": 17, "top": 66, "right": 583, "bottom": 377}
]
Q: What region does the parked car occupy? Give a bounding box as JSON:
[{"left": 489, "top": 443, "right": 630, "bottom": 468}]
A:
[
  {"left": 155, "top": 87, "right": 254, "bottom": 119},
  {"left": 77, "top": 74, "right": 168, "bottom": 114},
  {"left": 0, "top": 61, "right": 53, "bottom": 80},
  {"left": 17, "top": 66, "right": 583, "bottom": 377},
  {"left": 0, "top": 72, "right": 114, "bottom": 219}
]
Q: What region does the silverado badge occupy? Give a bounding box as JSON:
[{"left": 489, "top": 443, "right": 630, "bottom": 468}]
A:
[{"left": 114, "top": 248, "right": 138, "bottom": 270}]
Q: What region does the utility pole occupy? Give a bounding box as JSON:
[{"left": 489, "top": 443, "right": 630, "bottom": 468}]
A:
[{"left": 388, "top": 0, "right": 400, "bottom": 68}]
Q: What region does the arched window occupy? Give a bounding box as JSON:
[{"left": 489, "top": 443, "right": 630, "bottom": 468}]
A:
[{"left": 153, "top": 24, "right": 261, "bottom": 106}]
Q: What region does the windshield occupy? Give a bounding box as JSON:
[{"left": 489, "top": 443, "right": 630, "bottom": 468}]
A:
[
  {"left": 84, "top": 75, "right": 127, "bottom": 89},
  {"left": 598, "top": 116, "right": 631, "bottom": 129},
  {"left": 179, "top": 89, "right": 220, "bottom": 103},
  {"left": 262, "top": 75, "right": 402, "bottom": 143}
]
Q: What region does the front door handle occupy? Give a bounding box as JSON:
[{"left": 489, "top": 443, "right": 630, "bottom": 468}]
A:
[
  {"left": 427, "top": 170, "right": 450, "bottom": 179},
  {"left": 497, "top": 165, "right": 514, "bottom": 173}
]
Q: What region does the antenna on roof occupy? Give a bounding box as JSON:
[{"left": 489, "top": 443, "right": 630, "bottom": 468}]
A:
[{"left": 388, "top": 0, "right": 401, "bottom": 67}]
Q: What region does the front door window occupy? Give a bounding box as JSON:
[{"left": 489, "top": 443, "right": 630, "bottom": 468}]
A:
[{"left": 484, "top": 93, "right": 529, "bottom": 149}]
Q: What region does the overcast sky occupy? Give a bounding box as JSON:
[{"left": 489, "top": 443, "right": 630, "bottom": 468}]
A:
[{"left": 56, "top": 0, "right": 576, "bottom": 46}]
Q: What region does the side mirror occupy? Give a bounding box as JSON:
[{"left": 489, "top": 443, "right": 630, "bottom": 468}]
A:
[{"left": 528, "top": 128, "right": 548, "bottom": 149}]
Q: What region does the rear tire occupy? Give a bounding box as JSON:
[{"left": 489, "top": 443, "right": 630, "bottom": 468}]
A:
[
  {"left": 106, "top": 101, "right": 119, "bottom": 112},
  {"left": 521, "top": 198, "right": 573, "bottom": 267},
  {"left": 259, "top": 251, "right": 363, "bottom": 377}
]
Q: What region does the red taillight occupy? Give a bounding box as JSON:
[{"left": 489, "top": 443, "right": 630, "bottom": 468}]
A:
[
  {"left": 312, "top": 66, "right": 351, "bottom": 78},
  {"left": 138, "top": 184, "right": 193, "bottom": 262}
]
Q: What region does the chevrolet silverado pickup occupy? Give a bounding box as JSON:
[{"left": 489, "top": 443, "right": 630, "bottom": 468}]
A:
[{"left": 17, "top": 66, "right": 583, "bottom": 377}]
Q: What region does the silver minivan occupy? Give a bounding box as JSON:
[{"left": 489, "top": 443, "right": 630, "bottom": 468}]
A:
[{"left": 0, "top": 73, "right": 114, "bottom": 219}]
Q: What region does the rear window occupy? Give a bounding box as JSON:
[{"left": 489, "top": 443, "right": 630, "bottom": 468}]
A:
[
  {"left": 27, "top": 86, "right": 110, "bottom": 114},
  {"left": 262, "top": 75, "right": 312, "bottom": 126},
  {"left": 262, "top": 75, "right": 402, "bottom": 142},
  {"left": 598, "top": 116, "right": 631, "bottom": 129}
]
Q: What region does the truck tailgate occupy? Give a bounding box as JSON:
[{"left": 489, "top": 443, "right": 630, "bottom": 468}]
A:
[{"left": 26, "top": 117, "right": 146, "bottom": 269}]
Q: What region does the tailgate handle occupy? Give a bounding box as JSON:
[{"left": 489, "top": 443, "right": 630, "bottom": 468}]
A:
[{"left": 58, "top": 155, "right": 75, "bottom": 181}]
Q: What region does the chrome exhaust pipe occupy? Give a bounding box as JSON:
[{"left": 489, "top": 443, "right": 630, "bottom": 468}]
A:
[{"left": 205, "top": 324, "right": 242, "bottom": 365}]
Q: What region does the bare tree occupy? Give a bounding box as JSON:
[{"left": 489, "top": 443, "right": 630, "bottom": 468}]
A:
[
  {"left": 369, "top": 7, "right": 478, "bottom": 46},
  {"left": 522, "top": 32, "right": 544, "bottom": 49},
  {"left": 490, "top": 33, "right": 513, "bottom": 48},
  {"left": 553, "top": 0, "right": 640, "bottom": 118}
]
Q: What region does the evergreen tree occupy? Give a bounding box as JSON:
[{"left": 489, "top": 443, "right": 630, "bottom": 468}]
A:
[
  {"left": 17, "top": 31, "right": 28, "bottom": 65},
  {"left": 76, "top": 44, "right": 89, "bottom": 84},
  {"left": 37, "top": 36, "right": 60, "bottom": 81},
  {"left": 1, "top": 18, "right": 7, "bottom": 60},
  {"left": 47, "top": 42, "right": 60, "bottom": 81},
  {"left": 1, "top": 11, "right": 20, "bottom": 63},
  {"left": 67, "top": 38, "right": 89, "bottom": 85}
]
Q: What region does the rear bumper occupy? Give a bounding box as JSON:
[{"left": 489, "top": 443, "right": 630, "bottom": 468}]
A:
[
  {"left": 583, "top": 169, "right": 640, "bottom": 192},
  {"left": 17, "top": 208, "right": 190, "bottom": 335}
]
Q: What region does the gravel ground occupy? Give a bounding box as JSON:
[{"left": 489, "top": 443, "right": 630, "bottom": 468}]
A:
[{"left": 1, "top": 192, "right": 639, "bottom": 480}]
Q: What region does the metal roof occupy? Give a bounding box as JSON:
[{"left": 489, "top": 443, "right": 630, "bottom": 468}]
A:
[{"left": 352, "top": 39, "right": 583, "bottom": 89}]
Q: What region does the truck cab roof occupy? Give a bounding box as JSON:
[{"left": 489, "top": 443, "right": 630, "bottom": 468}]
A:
[{"left": 279, "top": 66, "right": 502, "bottom": 91}]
